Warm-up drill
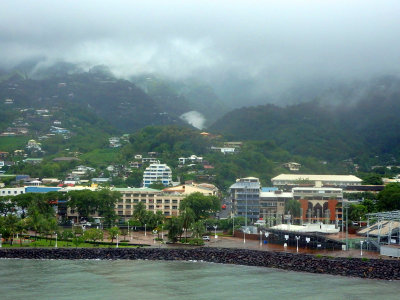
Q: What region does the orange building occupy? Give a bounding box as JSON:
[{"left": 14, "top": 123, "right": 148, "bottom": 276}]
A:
[{"left": 293, "top": 187, "right": 343, "bottom": 223}]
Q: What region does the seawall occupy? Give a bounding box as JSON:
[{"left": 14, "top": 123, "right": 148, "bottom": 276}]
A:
[{"left": 1, "top": 247, "right": 399, "bottom": 280}]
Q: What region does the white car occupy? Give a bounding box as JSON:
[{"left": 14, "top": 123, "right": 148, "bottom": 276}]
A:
[{"left": 202, "top": 236, "right": 210, "bottom": 241}]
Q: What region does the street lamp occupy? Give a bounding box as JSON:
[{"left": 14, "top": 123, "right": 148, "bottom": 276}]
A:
[
  {"left": 259, "top": 231, "right": 262, "bottom": 246},
  {"left": 213, "top": 225, "right": 218, "bottom": 239},
  {"left": 360, "top": 240, "right": 364, "bottom": 256},
  {"left": 55, "top": 233, "right": 58, "bottom": 248},
  {"left": 295, "top": 236, "right": 300, "bottom": 253},
  {"left": 145, "top": 223, "right": 147, "bottom": 236},
  {"left": 161, "top": 225, "right": 164, "bottom": 240},
  {"left": 116, "top": 234, "right": 119, "bottom": 248},
  {"left": 244, "top": 185, "right": 248, "bottom": 244}
]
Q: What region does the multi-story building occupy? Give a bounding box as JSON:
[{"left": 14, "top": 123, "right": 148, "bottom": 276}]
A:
[
  {"left": 293, "top": 187, "right": 343, "bottom": 224},
  {"left": 112, "top": 187, "right": 185, "bottom": 221},
  {"left": 259, "top": 189, "right": 292, "bottom": 220},
  {"left": 142, "top": 163, "right": 172, "bottom": 187},
  {"left": 229, "top": 177, "right": 261, "bottom": 223}
]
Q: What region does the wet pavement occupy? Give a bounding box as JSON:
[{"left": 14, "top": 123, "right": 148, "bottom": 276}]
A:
[{"left": 127, "top": 231, "right": 388, "bottom": 259}]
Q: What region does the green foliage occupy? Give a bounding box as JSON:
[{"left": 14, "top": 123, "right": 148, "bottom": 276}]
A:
[
  {"left": 166, "top": 216, "right": 183, "bottom": 243},
  {"left": 149, "top": 181, "right": 166, "bottom": 190},
  {"left": 83, "top": 228, "right": 104, "bottom": 244},
  {"left": 188, "top": 238, "right": 205, "bottom": 246},
  {"left": 107, "top": 226, "right": 121, "bottom": 243},
  {"left": 362, "top": 174, "right": 383, "bottom": 185},
  {"left": 72, "top": 235, "right": 85, "bottom": 248},
  {"left": 180, "top": 192, "right": 220, "bottom": 221},
  {"left": 285, "top": 199, "right": 301, "bottom": 218},
  {"left": 377, "top": 183, "right": 400, "bottom": 211},
  {"left": 349, "top": 204, "right": 368, "bottom": 222}
]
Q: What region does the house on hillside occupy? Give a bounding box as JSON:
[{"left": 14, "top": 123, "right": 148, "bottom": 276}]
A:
[{"left": 283, "top": 162, "right": 301, "bottom": 171}]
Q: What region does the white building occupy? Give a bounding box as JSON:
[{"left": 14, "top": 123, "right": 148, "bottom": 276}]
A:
[
  {"left": 271, "top": 174, "right": 362, "bottom": 188},
  {"left": 143, "top": 163, "right": 172, "bottom": 187}
]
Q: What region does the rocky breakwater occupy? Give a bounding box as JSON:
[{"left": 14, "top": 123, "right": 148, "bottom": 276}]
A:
[{"left": 1, "top": 247, "right": 399, "bottom": 280}]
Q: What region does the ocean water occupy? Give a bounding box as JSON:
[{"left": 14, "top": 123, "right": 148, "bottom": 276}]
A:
[{"left": 0, "top": 259, "right": 399, "bottom": 300}]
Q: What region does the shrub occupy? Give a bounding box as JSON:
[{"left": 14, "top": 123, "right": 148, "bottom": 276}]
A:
[{"left": 188, "top": 238, "right": 204, "bottom": 246}]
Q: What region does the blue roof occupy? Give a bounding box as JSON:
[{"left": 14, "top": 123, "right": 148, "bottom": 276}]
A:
[
  {"left": 262, "top": 187, "right": 278, "bottom": 192},
  {"left": 25, "top": 187, "right": 61, "bottom": 193}
]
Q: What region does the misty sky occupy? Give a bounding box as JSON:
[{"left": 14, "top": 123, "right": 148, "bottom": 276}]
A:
[{"left": 1, "top": 0, "right": 400, "bottom": 101}]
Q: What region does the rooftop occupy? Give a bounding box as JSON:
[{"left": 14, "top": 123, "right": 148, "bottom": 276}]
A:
[{"left": 272, "top": 174, "right": 362, "bottom": 182}]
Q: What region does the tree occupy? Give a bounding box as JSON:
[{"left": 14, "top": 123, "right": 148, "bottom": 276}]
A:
[
  {"left": 108, "top": 226, "right": 121, "bottom": 243},
  {"left": 166, "top": 217, "right": 183, "bottom": 243},
  {"left": 68, "top": 190, "right": 98, "bottom": 221},
  {"left": 284, "top": 199, "right": 301, "bottom": 220},
  {"left": 97, "top": 189, "right": 120, "bottom": 227},
  {"left": 362, "top": 174, "right": 383, "bottom": 185},
  {"left": 377, "top": 183, "right": 400, "bottom": 211},
  {"left": 132, "top": 201, "right": 147, "bottom": 225},
  {"left": 0, "top": 196, "right": 15, "bottom": 217},
  {"left": 192, "top": 220, "right": 206, "bottom": 238},
  {"left": 83, "top": 228, "right": 104, "bottom": 245},
  {"left": 179, "top": 207, "right": 195, "bottom": 243},
  {"left": 72, "top": 235, "right": 85, "bottom": 248},
  {"left": 179, "top": 192, "right": 220, "bottom": 221},
  {"left": 349, "top": 204, "right": 368, "bottom": 222}
]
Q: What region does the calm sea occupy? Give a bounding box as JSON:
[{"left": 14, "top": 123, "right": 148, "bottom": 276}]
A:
[{"left": 0, "top": 259, "right": 399, "bottom": 300}]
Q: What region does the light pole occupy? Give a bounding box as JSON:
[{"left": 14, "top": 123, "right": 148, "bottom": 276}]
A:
[
  {"left": 116, "top": 234, "right": 119, "bottom": 248},
  {"left": 244, "top": 185, "right": 248, "bottom": 244},
  {"left": 295, "top": 236, "right": 300, "bottom": 253},
  {"left": 259, "top": 231, "right": 262, "bottom": 246},
  {"left": 346, "top": 204, "right": 349, "bottom": 251},
  {"left": 360, "top": 240, "right": 364, "bottom": 256},
  {"left": 55, "top": 233, "right": 58, "bottom": 248},
  {"left": 161, "top": 225, "right": 164, "bottom": 240},
  {"left": 145, "top": 223, "right": 147, "bottom": 236},
  {"left": 214, "top": 225, "right": 218, "bottom": 239},
  {"left": 127, "top": 221, "right": 130, "bottom": 238}
]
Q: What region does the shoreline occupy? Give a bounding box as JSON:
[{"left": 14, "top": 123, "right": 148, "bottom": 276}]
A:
[{"left": 1, "top": 247, "right": 399, "bottom": 280}]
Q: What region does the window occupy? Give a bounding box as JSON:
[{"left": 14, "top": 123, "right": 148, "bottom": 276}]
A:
[
  {"left": 172, "top": 206, "right": 177, "bottom": 209},
  {"left": 165, "top": 199, "right": 170, "bottom": 203},
  {"left": 126, "top": 199, "right": 131, "bottom": 203},
  {"left": 165, "top": 206, "right": 170, "bottom": 209},
  {"left": 118, "top": 211, "right": 123, "bottom": 215},
  {"left": 157, "top": 200, "right": 162, "bottom": 204},
  {"left": 125, "top": 205, "right": 131, "bottom": 209},
  {"left": 172, "top": 200, "right": 178, "bottom": 204},
  {"left": 118, "top": 205, "right": 123, "bottom": 208},
  {"left": 149, "top": 205, "right": 154, "bottom": 209}
]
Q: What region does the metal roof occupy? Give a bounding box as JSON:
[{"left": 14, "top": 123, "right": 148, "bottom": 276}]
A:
[{"left": 271, "top": 174, "right": 362, "bottom": 182}]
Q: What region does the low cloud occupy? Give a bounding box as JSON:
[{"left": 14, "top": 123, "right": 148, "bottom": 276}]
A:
[
  {"left": 1, "top": 0, "right": 400, "bottom": 106},
  {"left": 180, "top": 111, "right": 206, "bottom": 129}
]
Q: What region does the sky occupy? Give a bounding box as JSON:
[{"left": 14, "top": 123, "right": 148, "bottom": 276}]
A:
[{"left": 1, "top": 0, "right": 400, "bottom": 104}]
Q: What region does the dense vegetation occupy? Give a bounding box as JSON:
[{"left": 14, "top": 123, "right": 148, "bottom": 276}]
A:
[{"left": 210, "top": 76, "right": 400, "bottom": 169}]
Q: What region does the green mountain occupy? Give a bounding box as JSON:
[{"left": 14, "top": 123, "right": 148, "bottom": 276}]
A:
[{"left": 209, "top": 76, "right": 400, "bottom": 168}]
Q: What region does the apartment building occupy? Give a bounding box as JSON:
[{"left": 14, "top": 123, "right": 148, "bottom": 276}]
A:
[{"left": 142, "top": 163, "right": 172, "bottom": 187}]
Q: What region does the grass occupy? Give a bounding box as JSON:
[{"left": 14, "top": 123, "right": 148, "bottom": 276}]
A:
[
  {"left": 0, "top": 136, "right": 30, "bottom": 152},
  {"left": 79, "top": 148, "right": 120, "bottom": 165},
  {"left": 2, "top": 238, "right": 138, "bottom": 248}
]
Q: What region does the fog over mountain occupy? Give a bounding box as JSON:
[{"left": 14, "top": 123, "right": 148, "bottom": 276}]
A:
[{"left": 1, "top": 0, "right": 400, "bottom": 108}]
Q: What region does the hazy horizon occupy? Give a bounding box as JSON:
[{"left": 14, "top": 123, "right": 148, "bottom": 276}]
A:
[{"left": 1, "top": 0, "right": 400, "bottom": 106}]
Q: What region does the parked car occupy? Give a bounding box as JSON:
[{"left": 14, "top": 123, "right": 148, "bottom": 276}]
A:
[{"left": 202, "top": 236, "right": 210, "bottom": 241}]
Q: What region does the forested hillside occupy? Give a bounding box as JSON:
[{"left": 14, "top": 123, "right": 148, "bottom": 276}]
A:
[{"left": 210, "top": 76, "right": 400, "bottom": 168}]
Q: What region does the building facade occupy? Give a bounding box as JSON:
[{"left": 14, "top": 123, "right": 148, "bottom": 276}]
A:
[
  {"left": 142, "top": 163, "right": 172, "bottom": 187},
  {"left": 229, "top": 177, "right": 261, "bottom": 223},
  {"left": 293, "top": 187, "right": 343, "bottom": 224}
]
